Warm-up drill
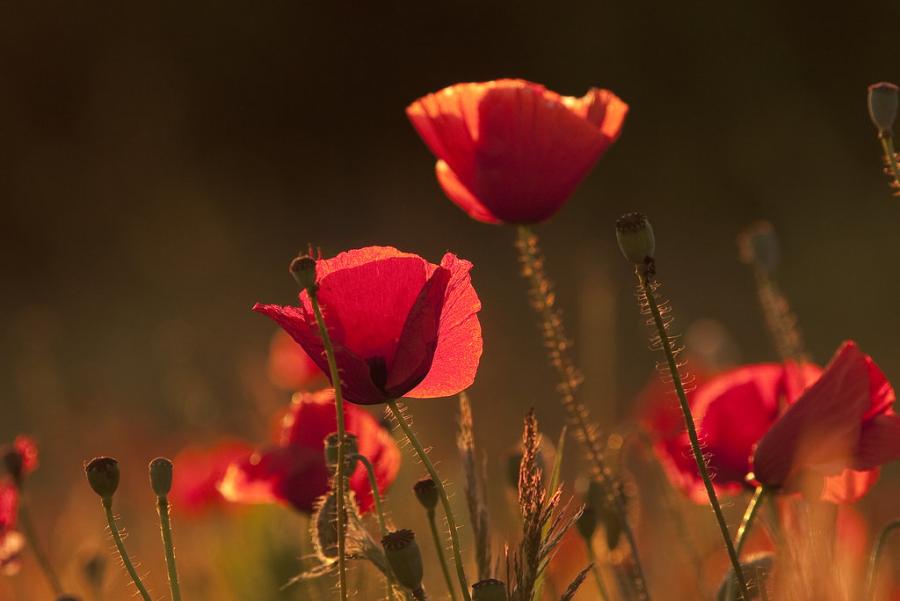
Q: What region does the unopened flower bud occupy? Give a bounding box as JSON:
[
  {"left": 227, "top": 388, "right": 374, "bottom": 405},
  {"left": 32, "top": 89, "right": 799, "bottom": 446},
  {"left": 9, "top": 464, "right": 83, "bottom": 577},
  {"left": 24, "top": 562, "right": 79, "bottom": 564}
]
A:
[
  {"left": 472, "top": 578, "right": 507, "bottom": 601},
  {"left": 324, "top": 433, "right": 359, "bottom": 472},
  {"left": 84, "top": 457, "right": 120, "bottom": 500},
  {"left": 381, "top": 529, "right": 425, "bottom": 594},
  {"left": 616, "top": 212, "right": 655, "bottom": 265},
  {"left": 289, "top": 255, "right": 318, "bottom": 292},
  {"left": 738, "top": 221, "right": 779, "bottom": 274},
  {"left": 148, "top": 457, "right": 173, "bottom": 497},
  {"left": 868, "top": 82, "right": 899, "bottom": 134},
  {"left": 575, "top": 506, "right": 597, "bottom": 541},
  {"left": 413, "top": 478, "right": 439, "bottom": 511}
]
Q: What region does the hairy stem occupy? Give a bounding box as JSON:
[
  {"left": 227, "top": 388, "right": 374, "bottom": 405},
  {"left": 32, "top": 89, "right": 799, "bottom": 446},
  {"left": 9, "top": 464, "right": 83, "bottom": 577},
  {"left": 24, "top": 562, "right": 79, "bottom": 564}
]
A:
[
  {"left": 309, "top": 290, "right": 349, "bottom": 601},
  {"left": 515, "top": 224, "right": 650, "bottom": 601},
  {"left": 156, "top": 496, "right": 182, "bottom": 601},
  {"left": 639, "top": 270, "right": 750, "bottom": 600},
  {"left": 102, "top": 498, "right": 154, "bottom": 601},
  {"left": 426, "top": 508, "right": 459, "bottom": 601},
  {"left": 387, "top": 400, "right": 471, "bottom": 601},
  {"left": 356, "top": 454, "right": 398, "bottom": 601},
  {"left": 865, "top": 519, "right": 900, "bottom": 601},
  {"left": 16, "top": 499, "right": 63, "bottom": 595}
]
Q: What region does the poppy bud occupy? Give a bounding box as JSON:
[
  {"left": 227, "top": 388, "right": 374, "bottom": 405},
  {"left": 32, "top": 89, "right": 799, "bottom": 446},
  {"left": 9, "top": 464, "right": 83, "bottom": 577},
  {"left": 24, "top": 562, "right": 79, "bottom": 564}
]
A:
[
  {"left": 615, "top": 212, "right": 655, "bottom": 266},
  {"left": 868, "top": 82, "right": 899, "bottom": 134},
  {"left": 289, "top": 255, "right": 318, "bottom": 292},
  {"left": 324, "top": 433, "right": 359, "bottom": 472},
  {"left": 3, "top": 449, "right": 24, "bottom": 487},
  {"left": 412, "top": 478, "right": 439, "bottom": 511},
  {"left": 738, "top": 221, "right": 779, "bottom": 274},
  {"left": 381, "top": 529, "right": 425, "bottom": 594},
  {"left": 472, "top": 578, "right": 507, "bottom": 601},
  {"left": 148, "top": 457, "right": 173, "bottom": 497},
  {"left": 575, "top": 506, "right": 597, "bottom": 541},
  {"left": 84, "top": 457, "right": 120, "bottom": 500}
]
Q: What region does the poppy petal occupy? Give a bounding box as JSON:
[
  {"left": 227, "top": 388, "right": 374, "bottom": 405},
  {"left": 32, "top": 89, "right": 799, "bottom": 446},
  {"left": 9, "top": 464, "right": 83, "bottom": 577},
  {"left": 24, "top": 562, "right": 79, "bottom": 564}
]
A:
[
  {"left": 435, "top": 160, "right": 502, "bottom": 224},
  {"left": 854, "top": 414, "right": 900, "bottom": 470},
  {"left": 821, "top": 468, "right": 880, "bottom": 504}
]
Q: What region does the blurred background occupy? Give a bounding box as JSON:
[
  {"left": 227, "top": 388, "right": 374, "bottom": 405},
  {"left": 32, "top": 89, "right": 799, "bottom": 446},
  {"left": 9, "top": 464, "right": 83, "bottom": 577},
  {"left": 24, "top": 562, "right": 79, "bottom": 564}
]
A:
[{"left": 2, "top": 1, "right": 899, "bottom": 599}]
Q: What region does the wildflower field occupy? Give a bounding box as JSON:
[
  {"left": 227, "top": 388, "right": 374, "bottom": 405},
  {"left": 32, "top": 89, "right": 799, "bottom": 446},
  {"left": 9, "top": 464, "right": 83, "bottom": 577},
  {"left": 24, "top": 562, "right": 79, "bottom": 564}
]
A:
[{"left": 2, "top": 4, "right": 900, "bottom": 601}]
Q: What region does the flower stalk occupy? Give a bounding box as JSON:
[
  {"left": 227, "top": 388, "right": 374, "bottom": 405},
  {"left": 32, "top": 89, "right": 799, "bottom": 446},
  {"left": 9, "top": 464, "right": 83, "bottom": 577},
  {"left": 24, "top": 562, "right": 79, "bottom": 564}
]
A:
[
  {"left": 515, "top": 224, "right": 650, "bottom": 601},
  {"left": 149, "top": 458, "right": 181, "bottom": 601},
  {"left": 388, "top": 400, "right": 472, "bottom": 601},
  {"left": 103, "top": 499, "right": 154, "bottom": 601},
  {"left": 356, "top": 453, "right": 398, "bottom": 601}
]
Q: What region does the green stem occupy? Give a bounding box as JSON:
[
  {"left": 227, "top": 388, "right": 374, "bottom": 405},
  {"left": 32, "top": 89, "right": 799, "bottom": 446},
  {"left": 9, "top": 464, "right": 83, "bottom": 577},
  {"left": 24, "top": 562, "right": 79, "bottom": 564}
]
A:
[
  {"left": 426, "top": 508, "right": 459, "bottom": 601},
  {"left": 156, "top": 496, "right": 182, "bottom": 601},
  {"left": 879, "top": 134, "right": 900, "bottom": 193},
  {"left": 584, "top": 542, "right": 611, "bottom": 601},
  {"left": 516, "top": 225, "right": 651, "bottom": 601},
  {"left": 102, "top": 498, "right": 154, "bottom": 601},
  {"left": 387, "top": 400, "right": 472, "bottom": 601},
  {"left": 734, "top": 487, "right": 767, "bottom": 555},
  {"left": 639, "top": 271, "right": 751, "bottom": 601},
  {"left": 355, "top": 454, "right": 398, "bottom": 601},
  {"left": 308, "top": 290, "right": 350, "bottom": 601},
  {"left": 865, "top": 519, "right": 900, "bottom": 601},
  {"left": 16, "top": 499, "right": 63, "bottom": 595}
]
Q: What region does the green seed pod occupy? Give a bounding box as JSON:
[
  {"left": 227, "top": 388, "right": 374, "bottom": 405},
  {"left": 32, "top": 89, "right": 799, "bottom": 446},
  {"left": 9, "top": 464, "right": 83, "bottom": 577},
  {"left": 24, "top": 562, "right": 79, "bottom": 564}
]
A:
[
  {"left": 868, "top": 82, "right": 899, "bottom": 134},
  {"left": 615, "top": 212, "right": 655, "bottom": 265},
  {"left": 381, "top": 529, "right": 424, "bottom": 593},
  {"left": 148, "top": 457, "right": 173, "bottom": 497},
  {"left": 472, "top": 578, "right": 507, "bottom": 601},
  {"left": 324, "top": 433, "right": 359, "bottom": 472},
  {"left": 84, "top": 457, "right": 120, "bottom": 500},
  {"left": 412, "top": 478, "right": 439, "bottom": 511},
  {"left": 289, "top": 255, "right": 318, "bottom": 292}
]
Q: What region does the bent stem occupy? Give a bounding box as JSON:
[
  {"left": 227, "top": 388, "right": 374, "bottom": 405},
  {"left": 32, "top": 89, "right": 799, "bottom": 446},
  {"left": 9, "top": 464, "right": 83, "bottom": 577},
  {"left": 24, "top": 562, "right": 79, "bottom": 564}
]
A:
[
  {"left": 309, "top": 290, "right": 350, "bottom": 601},
  {"left": 102, "top": 498, "right": 154, "bottom": 601},
  {"left": 355, "top": 454, "right": 398, "bottom": 601},
  {"left": 387, "top": 400, "right": 471, "bottom": 601},
  {"left": 515, "top": 224, "right": 651, "bottom": 601},
  {"left": 156, "top": 495, "right": 182, "bottom": 601},
  {"left": 865, "top": 519, "right": 900, "bottom": 601},
  {"left": 16, "top": 500, "right": 63, "bottom": 595},
  {"left": 426, "top": 507, "right": 459, "bottom": 601},
  {"left": 639, "top": 270, "right": 751, "bottom": 601}
]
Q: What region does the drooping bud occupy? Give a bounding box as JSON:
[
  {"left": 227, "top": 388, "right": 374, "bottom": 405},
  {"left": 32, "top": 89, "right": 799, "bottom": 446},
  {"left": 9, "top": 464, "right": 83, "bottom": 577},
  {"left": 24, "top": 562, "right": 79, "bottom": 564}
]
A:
[
  {"left": 575, "top": 506, "right": 597, "bottom": 541},
  {"left": 84, "top": 457, "right": 120, "bottom": 500},
  {"left": 148, "top": 457, "right": 173, "bottom": 497},
  {"left": 615, "top": 212, "right": 655, "bottom": 267},
  {"left": 289, "top": 254, "right": 318, "bottom": 292},
  {"left": 472, "top": 578, "right": 508, "bottom": 601},
  {"left": 868, "top": 82, "right": 899, "bottom": 134},
  {"left": 413, "top": 478, "right": 439, "bottom": 512},
  {"left": 324, "top": 433, "right": 359, "bottom": 472},
  {"left": 737, "top": 221, "right": 779, "bottom": 274},
  {"left": 381, "top": 529, "right": 425, "bottom": 594}
]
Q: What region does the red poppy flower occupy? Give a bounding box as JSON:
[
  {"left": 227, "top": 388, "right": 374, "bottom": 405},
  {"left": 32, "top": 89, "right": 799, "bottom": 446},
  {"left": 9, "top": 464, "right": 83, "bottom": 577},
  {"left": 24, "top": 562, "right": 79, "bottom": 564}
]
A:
[
  {"left": 267, "top": 329, "right": 327, "bottom": 392},
  {"left": 642, "top": 362, "right": 821, "bottom": 502},
  {"left": 219, "top": 389, "right": 401, "bottom": 514},
  {"left": 752, "top": 341, "right": 900, "bottom": 503},
  {"left": 0, "top": 482, "right": 24, "bottom": 575},
  {"left": 407, "top": 79, "right": 628, "bottom": 224},
  {"left": 254, "top": 246, "right": 482, "bottom": 405},
  {"left": 170, "top": 440, "right": 254, "bottom": 516}
]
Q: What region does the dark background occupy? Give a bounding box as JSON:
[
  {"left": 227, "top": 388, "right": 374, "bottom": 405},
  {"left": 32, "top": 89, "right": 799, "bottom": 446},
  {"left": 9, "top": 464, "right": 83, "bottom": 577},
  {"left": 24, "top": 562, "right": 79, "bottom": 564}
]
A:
[{"left": 2, "top": 0, "right": 899, "bottom": 499}]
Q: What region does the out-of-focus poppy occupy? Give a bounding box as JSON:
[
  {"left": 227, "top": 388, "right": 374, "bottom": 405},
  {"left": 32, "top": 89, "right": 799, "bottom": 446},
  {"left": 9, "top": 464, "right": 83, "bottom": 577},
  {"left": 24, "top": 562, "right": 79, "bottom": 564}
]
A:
[
  {"left": 266, "top": 329, "right": 327, "bottom": 392},
  {"left": 752, "top": 341, "right": 900, "bottom": 503},
  {"left": 0, "top": 435, "right": 38, "bottom": 575},
  {"left": 219, "top": 389, "right": 400, "bottom": 514},
  {"left": 407, "top": 79, "right": 627, "bottom": 224},
  {"left": 254, "top": 246, "right": 482, "bottom": 405},
  {"left": 170, "top": 440, "right": 254, "bottom": 515}
]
